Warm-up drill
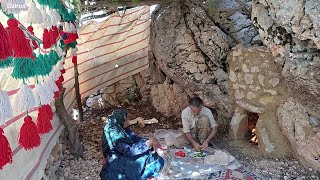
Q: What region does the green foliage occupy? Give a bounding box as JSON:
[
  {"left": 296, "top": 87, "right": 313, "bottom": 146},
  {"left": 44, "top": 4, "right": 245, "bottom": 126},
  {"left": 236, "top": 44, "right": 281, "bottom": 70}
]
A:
[
  {"left": 207, "top": 0, "right": 217, "bottom": 17},
  {"left": 71, "top": 0, "right": 82, "bottom": 16}
]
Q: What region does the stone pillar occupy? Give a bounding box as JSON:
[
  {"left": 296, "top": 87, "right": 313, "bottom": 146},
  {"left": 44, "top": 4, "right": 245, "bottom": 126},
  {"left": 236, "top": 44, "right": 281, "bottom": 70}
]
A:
[{"left": 229, "top": 107, "right": 247, "bottom": 140}]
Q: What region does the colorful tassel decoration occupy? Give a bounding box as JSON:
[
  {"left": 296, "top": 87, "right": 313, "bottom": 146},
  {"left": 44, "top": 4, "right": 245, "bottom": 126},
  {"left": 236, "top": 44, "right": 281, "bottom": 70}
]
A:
[
  {"left": 0, "top": 22, "right": 13, "bottom": 61},
  {"left": 48, "top": 76, "right": 59, "bottom": 93},
  {"left": 34, "top": 83, "right": 54, "bottom": 106},
  {"left": 43, "top": 104, "right": 54, "bottom": 121},
  {"left": 19, "top": 116, "right": 41, "bottom": 150},
  {"left": 0, "top": 0, "right": 11, "bottom": 13},
  {"left": 36, "top": 106, "right": 53, "bottom": 134},
  {"left": 53, "top": 79, "right": 62, "bottom": 99},
  {"left": 60, "top": 68, "right": 66, "bottom": 74},
  {"left": 0, "top": 90, "right": 13, "bottom": 124},
  {"left": 54, "top": 66, "right": 61, "bottom": 80},
  {"left": 56, "top": 46, "right": 65, "bottom": 58},
  {"left": 49, "top": 10, "right": 61, "bottom": 25},
  {"left": 72, "top": 56, "right": 77, "bottom": 64},
  {"left": 15, "top": 83, "right": 36, "bottom": 113},
  {"left": 42, "top": 11, "right": 52, "bottom": 29},
  {"left": 59, "top": 74, "right": 64, "bottom": 83},
  {"left": 0, "top": 22, "right": 13, "bottom": 68},
  {"left": 48, "top": 51, "right": 60, "bottom": 67},
  {"left": 26, "top": 1, "right": 43, "bottom": 24},
  {"left": 43, "top": 29, "right": 52, "bottom": 49},
  {"left": 0, "top": 128, "right": 13, "bottom": 170},
  {"left": 27, "top": 26, "right": 39, "bottom": 50},
  {"left": 49, "top": 26, "right": 59, "bottom": 45},
  {"left": 35, "top": 54, "right": 51, "bottom": 76},
  {"left": 7, "top": 19, "right": 35, "bottom": 59},
  {"left": 11, "top": 57, "right": 36, "bottom": 79},
  {"left": 71, "top": 47, "right": 77, "bottom": 56}
]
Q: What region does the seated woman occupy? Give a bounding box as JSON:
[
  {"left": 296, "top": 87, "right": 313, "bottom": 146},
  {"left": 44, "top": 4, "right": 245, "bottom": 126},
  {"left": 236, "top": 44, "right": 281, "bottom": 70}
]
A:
[{"left": 100, "top": 108, "right": 164, "bottom": 180}]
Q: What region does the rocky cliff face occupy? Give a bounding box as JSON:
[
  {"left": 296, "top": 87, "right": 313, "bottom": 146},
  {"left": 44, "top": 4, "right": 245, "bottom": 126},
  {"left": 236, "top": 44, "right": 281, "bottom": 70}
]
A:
[
  {"left": 148, "top": 0, "right": 320, "bottom": 171},
  {"left": 97, "top": 0, "right": 320, "bottom": 171},
  {"left": 150, "top": 0, "right": 258, "bottom": 118},
  {"left": 251, "top": 0, "right": 320, "bottom": 170},
  {"left": 252, "top": 0, "right": 320, "bottom": 118}
]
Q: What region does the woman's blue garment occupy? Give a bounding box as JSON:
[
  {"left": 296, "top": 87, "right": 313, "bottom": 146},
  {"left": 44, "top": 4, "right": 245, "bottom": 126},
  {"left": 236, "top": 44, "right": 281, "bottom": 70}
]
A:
[{"left": 100, "top": 109, "right": 164, "bottom": 180}]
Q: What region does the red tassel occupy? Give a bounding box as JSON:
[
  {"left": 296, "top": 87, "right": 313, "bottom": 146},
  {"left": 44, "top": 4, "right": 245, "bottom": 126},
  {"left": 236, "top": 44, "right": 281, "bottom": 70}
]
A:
[
  {"left": 27, "top": 26, "right": 38, "bottom": 50},
  {"left": 43, "top": 29, "right": 51, "bottom": 49},
  {"left": 0, "top": 128, "right": 13, "bottom": 170},
  {"left": 59, "top": 75, "right": 64, "bottom": 83},
  {"left": 37, "top": 106, "right": 53, "bottom": 134},
  {"left": 7, "top": 19, "right": 34, "bottom": 59},
  {"left": 0, "top": 23, "right": 13, "bottom": 60},
  {"left": 60, "top": 68, "right": 66, "bottom": 74},
  {"left": 54, "top": 80, "right": 62, "bottom": 99},
  {"left": 19, "top": 116, "right": 41, "bottom": 150},
  {"left": 64, "top": 33, "right": 79, "bottom": 44},
  {"left": 54, "top": 91, "right": 60, "bottom": 99},
  {"left": 72, "top": 56, "right": 77, "bottom": 64},
  {"left": 49, "top": 26, "right": 59, "bottom": 45},
  {"left": 42, "top": 104, "right": 54, "bottom": 121}
]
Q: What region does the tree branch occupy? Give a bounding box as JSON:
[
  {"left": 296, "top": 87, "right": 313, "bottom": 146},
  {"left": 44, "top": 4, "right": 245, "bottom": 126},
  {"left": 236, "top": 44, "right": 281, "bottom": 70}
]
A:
[{"left": 55, "top": 88, "right": 84, "bottom": 157}]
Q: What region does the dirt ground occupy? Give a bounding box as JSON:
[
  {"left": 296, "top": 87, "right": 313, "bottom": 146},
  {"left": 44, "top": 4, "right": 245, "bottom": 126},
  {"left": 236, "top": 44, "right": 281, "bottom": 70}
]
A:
[{"left": 55, "top": 102, "right": 320, "bottom": 180}]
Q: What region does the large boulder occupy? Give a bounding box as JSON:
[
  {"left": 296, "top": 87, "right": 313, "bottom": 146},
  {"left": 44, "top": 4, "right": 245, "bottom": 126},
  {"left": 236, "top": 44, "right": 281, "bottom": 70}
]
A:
[
  {"left": 150, "top": 0, "right": 258, "bottom": 118},
  {"left": 277, "top": 98, "right": 320, "bottom": 171}
]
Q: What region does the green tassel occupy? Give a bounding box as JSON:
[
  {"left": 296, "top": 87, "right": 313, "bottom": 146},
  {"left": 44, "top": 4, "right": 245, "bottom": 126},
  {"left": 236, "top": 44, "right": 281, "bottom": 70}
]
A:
[
  {"left": 67, "top": 41, "right": 77, "bottom": 49},
  {"left": 0, "top": 57, "right": 13, "bottom": 69},
  {"left": 48, "top": 51, "right": 60, "bottom": 67},
  {"left": 59, "top": 39, "right": 66, "bottom": 49},
  {"left": 49, "top": 0, "right": 64, "bottom": 9},
  {"left": 37, "top": 0, "right": 48, "bottom": 5},
  {"left": 35, "top": 54, "right": 52, "bottom": 76},
  {"left": 11, "top": 58, "right": 37, "bottom": 79}
]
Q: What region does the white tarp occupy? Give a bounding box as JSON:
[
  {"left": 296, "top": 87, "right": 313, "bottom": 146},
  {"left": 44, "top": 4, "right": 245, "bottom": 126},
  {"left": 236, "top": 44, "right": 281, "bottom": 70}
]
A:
[{"left": 63, "top": 6, "right": 151, "bottom": 112}]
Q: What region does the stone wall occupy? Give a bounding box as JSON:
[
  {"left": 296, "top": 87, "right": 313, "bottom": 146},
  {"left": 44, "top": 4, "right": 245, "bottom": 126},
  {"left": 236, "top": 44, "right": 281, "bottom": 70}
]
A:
[{"left": 228, "top": 46, "right": 291, "bottom": 158}]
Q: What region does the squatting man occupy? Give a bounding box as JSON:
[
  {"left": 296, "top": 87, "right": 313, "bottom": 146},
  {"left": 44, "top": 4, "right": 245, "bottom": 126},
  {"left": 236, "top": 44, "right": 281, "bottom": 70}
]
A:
[{"left": 174, "top": 96, "right": 217, "bottom": 151}]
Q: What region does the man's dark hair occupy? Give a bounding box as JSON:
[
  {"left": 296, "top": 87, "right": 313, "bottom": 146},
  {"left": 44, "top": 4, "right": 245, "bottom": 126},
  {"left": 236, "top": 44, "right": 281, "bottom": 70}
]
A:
[{"left": 188, "top": 96, "right": 203, "bottom": 107}]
